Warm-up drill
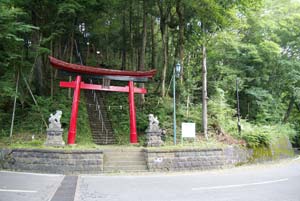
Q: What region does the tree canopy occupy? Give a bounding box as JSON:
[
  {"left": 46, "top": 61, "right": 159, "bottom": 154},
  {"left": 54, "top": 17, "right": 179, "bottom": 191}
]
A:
[{"left": 0, "top": 0, "right": 299, "bottom": 147}]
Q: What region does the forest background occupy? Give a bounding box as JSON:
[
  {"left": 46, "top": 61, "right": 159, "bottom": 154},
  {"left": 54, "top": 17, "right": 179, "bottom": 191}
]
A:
[{"left": 0, "top": 0, "right": 299, "bottom": 148}]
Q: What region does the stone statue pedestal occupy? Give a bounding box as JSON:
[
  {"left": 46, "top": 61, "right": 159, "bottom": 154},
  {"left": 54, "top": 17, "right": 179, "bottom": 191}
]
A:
[
  {"left": 145, "top": 125, "right": 164, "bottom": 147},
  {"left": 45, "top": 128, "right": 65, "bottom": 147},
  {"left": 45, "top": 110, "right": 65, "bottom": 147}
]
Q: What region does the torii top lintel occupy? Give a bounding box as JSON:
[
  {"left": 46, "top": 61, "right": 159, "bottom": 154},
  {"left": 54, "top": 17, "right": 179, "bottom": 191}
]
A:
[{"left": 48, "top": 56, "right": 156, "bottom": 81}]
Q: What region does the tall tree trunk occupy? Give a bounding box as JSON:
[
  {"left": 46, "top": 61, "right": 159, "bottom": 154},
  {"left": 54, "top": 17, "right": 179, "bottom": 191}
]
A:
[
  {"left": 129, "top": 0, "right": 134, "bottom": 70},
  {"left": 121, "top": 10, "right": 127, "bottom": 70},
  {"left": 139, "top": 0, "right": 147, "bottom": 71},
  {"left": 151, "top": 16, "right": 157, "bottom": 69},
  {"left": 158, "top": 1, "right": 171, "bottom": 97},
  {"left": 50, "top": 40, "right": 53, "bottom": 98},
  {"left": 176, "top": 0, "right": 184, "bottom": 83},
  {"left": 136, "top": 47, "right": 140, "bottom": 71},
  {"left": 139, "top": 0, "right": 148, "bottom": 104},
  {"left": 186, "top": 53, "right": 192, "bottom": 117},
  {"left": 161, "top": 23, "right": 168, "bottom": 97},
  {"left": 202, "top": 44, "right": 208, "bottom": 140},
  {"left": 283, "top": 96, "right": 295, "bottom": 123},
  {"left": 86, "top": 43, "right": 90, "bottom": 64},
  {"left": 31, "top": 10, "right": 44, "bottom": 95},
  {"left": 68, "top": 33, "right": 74, "bottom": 99},
  {"left": 58, "top": 39, "right": 62, "bottom": 59},
  {"left": 105, "top": 34, "right": 109, "bottom": 63}
]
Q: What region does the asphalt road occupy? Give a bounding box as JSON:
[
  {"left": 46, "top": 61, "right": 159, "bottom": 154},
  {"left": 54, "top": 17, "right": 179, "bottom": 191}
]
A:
[
  {"left": 1, "top": 157, "right": 300, "bottom": 201},
  {"left": 0, "top": 171, "right": 64, "bottom": 201}
]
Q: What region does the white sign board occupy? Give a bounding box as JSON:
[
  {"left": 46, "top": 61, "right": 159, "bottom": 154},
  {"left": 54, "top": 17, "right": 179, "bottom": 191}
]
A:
[{"left": 181, "top": 123, "right": 196, "bottom": 138}]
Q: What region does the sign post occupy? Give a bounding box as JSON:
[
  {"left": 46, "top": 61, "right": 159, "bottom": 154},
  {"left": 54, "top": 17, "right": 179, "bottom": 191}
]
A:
[{"left": 181, "top": 122, "right": 196, "bottom": 144}]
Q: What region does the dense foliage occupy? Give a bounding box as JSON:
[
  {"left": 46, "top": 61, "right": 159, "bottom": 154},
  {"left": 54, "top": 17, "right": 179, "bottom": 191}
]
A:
[{"left": 0, "top": 0, "right": 299, "bottom": 147}]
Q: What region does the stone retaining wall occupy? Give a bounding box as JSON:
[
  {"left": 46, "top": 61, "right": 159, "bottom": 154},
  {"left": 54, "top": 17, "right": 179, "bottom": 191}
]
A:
[
  {"left": 0, "top": 149, "right": 103, "bottom": 174},
  {"left": 0, "top": 142, "right": 294, "bottom": 174},
  {"left": 145, "top": 147, "right": 251, "bottom": 171}
]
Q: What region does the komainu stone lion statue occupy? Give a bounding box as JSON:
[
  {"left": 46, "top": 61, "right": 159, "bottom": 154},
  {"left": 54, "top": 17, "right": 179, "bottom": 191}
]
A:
[
  {"left": 48, "top": 110, "right": 62, "bottom": 130},
  {"left": 148, "top": 114, "right": 159, "bottom": 130},
  {"left": 145, "top": 114, "right": 164, "bottom": 147},
  {"left": 45, "top": 110, "right": 65, "bottom": 146}
]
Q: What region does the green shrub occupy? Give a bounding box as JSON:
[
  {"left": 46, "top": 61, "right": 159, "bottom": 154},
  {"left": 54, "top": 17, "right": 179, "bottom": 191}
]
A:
[
  {"left": 1, "top": 89, "right": 93, "bottom": 147},
  {"left": 207, "top": 87, "right": 297, "bottom": 148}
]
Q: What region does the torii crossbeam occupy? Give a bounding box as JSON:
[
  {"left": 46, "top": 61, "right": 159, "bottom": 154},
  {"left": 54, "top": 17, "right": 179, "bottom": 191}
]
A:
[{"left": 49, "top": 56, "right": 156, "bottom": 144}]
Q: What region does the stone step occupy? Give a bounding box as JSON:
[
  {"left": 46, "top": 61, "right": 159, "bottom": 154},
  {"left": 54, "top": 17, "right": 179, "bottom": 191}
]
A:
[
  {"left": 91, "top": 130, "right": 114, "bottom": 133},
  {"left": 104, "top": 157, "right": 145, "bottom": 162},
  {"left": 94, "top": 139, "right": 115, "bottom": 142},
  {"left": 90, "top": 125, "right": 113, "bottom": 129},
  {"left": 103, "top": 151, "right": 147, "bottom": 172},
  {"left": 85, "top": 90, "right": 116, "bottom": 145},
  {"left": 104, "top": 160, "right": 146, "bottom": 166},
  {"left": 91, "top": 122, "right": 112, "bottom": 124},
  {"left": 93, "top": 137, "right": 115, "bottom": 140},
  {"left": 91, "top": 133, "right": 114, "bottom": 136},
  {"left": 104, "top": 165, "right": 148, "bottom": 173},
  {"left": 92, "top": 135, "right": 114, "bottom": 138},
  {"left": 90, "top": 125, "right": 112, "bottom": 129},
  {"left": 102, "top": 149, "right": 147, "bottom": 172},
  {"left": 91, "top": 135, "right": 114, "bottom": 137},
  {"left": 90, "top": 130, "right": 113, "bottom": 133},
  {"left": 91, "top": 127, "right": 113, "bottom": 131},
  {"left": 88, "top": 111, "right": 109, "bottom": 115},
  {"left": 91, "top": 131, "right": 113, "bottom": 135},
  {"left": 92, "top": 137, "right": 115, "bottom": 139},
  {"left": 89, "top": 118, "right": 111, "bottom": 122},
  {"left": 87, "top": 110, "right": 109, "bottom": 114},
  {"left": 91, "top": 132, "right": 113, "bottom": 134},
  {"left": 88, "top": 115, "right": 111, "bottom": 120},
  {"left": 94, "top": 141, "right": 116, "bottom": 144},
  {"left": 90, "top": 119, "right": 111, "bottom": 122},
  {"left": 92, "top": 133, "right": 114, "bottom": 136},
  {"left": 94, "top": 140, "right": 115, "bottom": 143},
  {"left": 93, "top": 138, "right": 115, "bottom": 141},
  {"left": 88, "top": 113, "right": 109, "bottom": 116},
  {"left": 104, "top": 150, "right": 145, "bottom": 156},
  {"left": 94, "top": 141, "right": 115, "bottom": 144},
  {"left": 91, "top": 135, "right": 115, "bottom": 138}
]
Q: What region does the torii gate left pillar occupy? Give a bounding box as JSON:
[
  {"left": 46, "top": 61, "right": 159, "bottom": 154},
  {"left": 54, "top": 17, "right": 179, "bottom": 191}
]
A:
[
  {"left": 61, "top": 75, "right": 146, "bottom": 144},
  {"left": 68, "top": 75, "right": 82, "bottom": 144}
]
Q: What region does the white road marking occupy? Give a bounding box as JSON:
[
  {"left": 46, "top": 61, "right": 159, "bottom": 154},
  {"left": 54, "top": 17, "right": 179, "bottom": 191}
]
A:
[
  {"left": 0, "top": 189, "right": 37, "bottom": 193},
  {"left": 192, "top": 178, "right": 289, "bottom": 191},
  {"left": 0, "top": 171, "right": 62, "bottom": 177}
]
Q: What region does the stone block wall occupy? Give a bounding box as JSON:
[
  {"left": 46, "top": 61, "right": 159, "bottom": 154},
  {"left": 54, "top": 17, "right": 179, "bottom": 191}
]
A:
[
  {"left": 0, "top": 149, "right": 103, "bottom": 174},
  {"left": 145, "top": 147, "right": 251, "bottom": 171},
  {"left": 0, "top": 141, "right": 294, "bottom": 174}
]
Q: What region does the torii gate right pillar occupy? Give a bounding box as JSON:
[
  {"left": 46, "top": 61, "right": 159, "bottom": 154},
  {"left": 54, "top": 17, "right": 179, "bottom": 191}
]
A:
[{"left": 128, "top": 81, "right": 137, "bottom": 143}]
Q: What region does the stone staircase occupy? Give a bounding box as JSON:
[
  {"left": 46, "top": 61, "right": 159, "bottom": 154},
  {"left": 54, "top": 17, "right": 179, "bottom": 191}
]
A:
[
  {"left": 103, "top": 149, "right": 148, "bottom": 173},
  {"left": 85, "top": 90, "right": 116, "bottom": 145}
]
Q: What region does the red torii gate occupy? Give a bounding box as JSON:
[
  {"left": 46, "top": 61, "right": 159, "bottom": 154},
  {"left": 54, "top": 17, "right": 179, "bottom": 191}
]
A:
[{"left": 49, "top": 56, "right": 156, "bottom": 144}]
